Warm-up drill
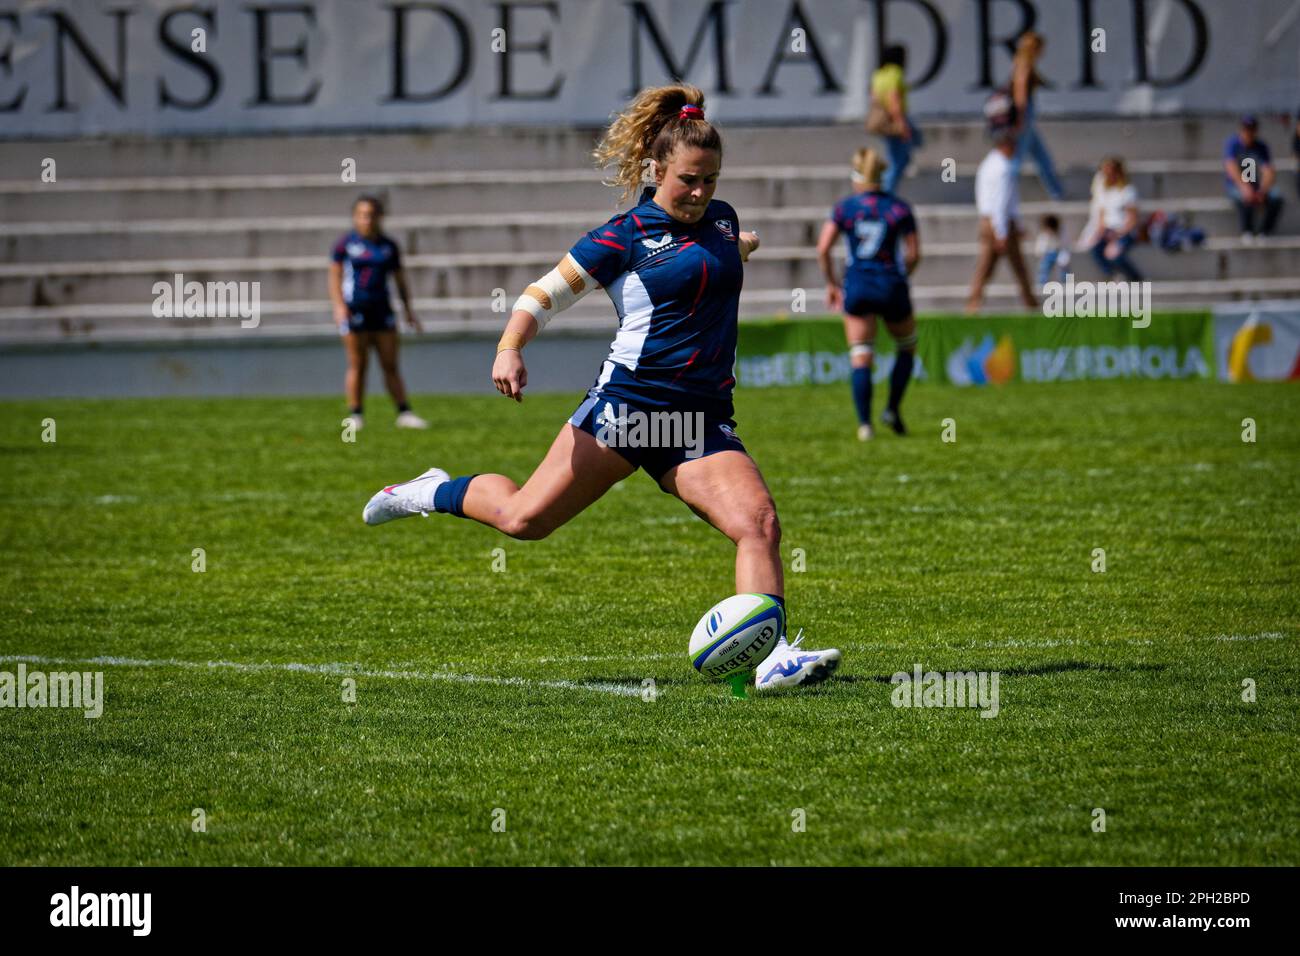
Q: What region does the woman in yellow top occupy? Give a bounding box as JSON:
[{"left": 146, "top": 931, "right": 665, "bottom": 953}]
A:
[{"left": 868, "top": 45, "right": 921, "bottom": 194}]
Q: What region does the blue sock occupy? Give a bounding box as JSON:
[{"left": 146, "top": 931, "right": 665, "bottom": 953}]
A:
[
  {"left": 888, "top": 350, "right": 914, "bottom": 413},
  {"left": 851, "top": 365, "right": 873, "bottom": 424},
  {"left": 762, "top": 593, "right": 787, "bottom": 637},
  {"left": 432, "top": 475, "right": 478, "bottom": 517}
]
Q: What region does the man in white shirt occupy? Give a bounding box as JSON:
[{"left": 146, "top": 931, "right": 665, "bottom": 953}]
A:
[{"left": 966, "top": 130, "right": 1038, "bottom": 313}]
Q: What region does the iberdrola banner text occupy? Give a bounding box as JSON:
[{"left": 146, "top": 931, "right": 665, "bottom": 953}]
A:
[{"left": 736, "top": 313, "right": 1215, "bottom": 390}]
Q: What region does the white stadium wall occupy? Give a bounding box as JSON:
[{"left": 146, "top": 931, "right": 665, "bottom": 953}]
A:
[{"left": 1, "top": 0, "right": 1297, "bottom": 138}]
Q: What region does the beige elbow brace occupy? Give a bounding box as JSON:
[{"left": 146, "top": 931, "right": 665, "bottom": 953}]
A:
[{"left": 512, "top": 254, "right": 598, "bottom": 332}]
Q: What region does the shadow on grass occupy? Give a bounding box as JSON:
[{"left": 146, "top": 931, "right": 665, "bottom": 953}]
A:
[
  {"left": 582, "top": 661, "right": 1168, "bottom": 694},
  {"left": 840, "top": 660, "right": 1168, "bottom": 685}
]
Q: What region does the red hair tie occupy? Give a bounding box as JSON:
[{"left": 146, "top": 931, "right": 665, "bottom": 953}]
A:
[{"left": 679, "top": 104, "right": 703, "bottom": 118}]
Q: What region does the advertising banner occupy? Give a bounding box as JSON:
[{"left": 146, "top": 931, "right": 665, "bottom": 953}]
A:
[
  {"left": 737, "top": 312, "right": 1215, "bottom": 389},
  {"left": 1213, "top": 302, "right": 1300, "bottom": 383}
]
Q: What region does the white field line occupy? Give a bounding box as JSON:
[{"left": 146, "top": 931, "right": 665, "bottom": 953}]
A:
[
  {"left": 0, "top": 654, "right": 644, "bottom": 698},
  {"left": 5, "top": 634, "right": 1287, "bottom": 690}
]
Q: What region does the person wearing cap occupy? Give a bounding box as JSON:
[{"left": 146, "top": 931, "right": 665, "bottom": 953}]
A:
[{"left": 1224, "top": 115, "right": 1284, "bottom": 242}]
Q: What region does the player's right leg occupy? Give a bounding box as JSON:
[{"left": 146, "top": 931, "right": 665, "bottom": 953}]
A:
[
  {"left": 343, "top": 328, "right": 370, "bottom": 428},
  {"left": 363, "top": 424, "right": 634, "bottom": 537},
  {"left": 659, "top": 450, "right": 841, "bottom": 691},
  {"left": 843, "top": 311, "right": 878, "bottom": 441}
]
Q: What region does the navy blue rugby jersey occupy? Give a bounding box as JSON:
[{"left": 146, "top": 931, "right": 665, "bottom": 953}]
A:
[
  {"left": 331, "top": 231, "right": 402, "bottom": 311},
  {"left": 830, "top": 190, "right": 916, "bottom": 278},
  {"left": 568, "top": 187, "right": 745, "bottom": 417}
]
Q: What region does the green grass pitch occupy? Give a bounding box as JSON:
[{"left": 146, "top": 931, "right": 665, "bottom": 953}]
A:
[{"left": 1, "top": 376, "right": 1297, "bottom": 865}]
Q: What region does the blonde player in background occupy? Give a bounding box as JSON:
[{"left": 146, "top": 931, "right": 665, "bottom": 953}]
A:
[{"left": 817, "top": 149, "right": 921, "bottom": 440}]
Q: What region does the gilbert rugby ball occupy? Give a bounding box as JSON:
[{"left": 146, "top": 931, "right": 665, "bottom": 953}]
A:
[{"left": 689, "top": 594, "right": 784, "bottom": 679}]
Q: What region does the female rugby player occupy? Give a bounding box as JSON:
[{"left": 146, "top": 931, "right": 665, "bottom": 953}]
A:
[
  {"left": 329, "top": 195, "right": 428, "bottom": 430},
  {"left": 816, "top": 149, "right": 921, "bottom": 441},
  {"left": 361, "top": 85, "right": 840, "bottom": 691}
]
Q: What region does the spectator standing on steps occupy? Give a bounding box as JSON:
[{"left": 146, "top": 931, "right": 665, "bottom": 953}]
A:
[
  {"left": 867, "top": 45, "right": 922, "bottom": 195},
  {"left": 1009, "top": 31, "right": 1065, "bottom": 201}
]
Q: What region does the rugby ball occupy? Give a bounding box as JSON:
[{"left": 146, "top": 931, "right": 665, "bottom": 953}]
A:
[{"left": 689, "top": 594, "right": 784, "bottom": 679}]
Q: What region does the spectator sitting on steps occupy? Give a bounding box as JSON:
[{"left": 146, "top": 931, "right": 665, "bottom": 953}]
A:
[{"left": 1223, "top": 115, "right": 1284, "bottom": 243}]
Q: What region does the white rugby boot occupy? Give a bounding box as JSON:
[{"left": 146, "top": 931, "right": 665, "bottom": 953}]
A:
[
  {"left": 395, "top": 410, "right": 430, "bottom": 429},
  {"left": 753, "top": 629, "right": 842, "bottom": 691},
  {"left": 363, "top": 467, "right": 449, "bottom": 525}
]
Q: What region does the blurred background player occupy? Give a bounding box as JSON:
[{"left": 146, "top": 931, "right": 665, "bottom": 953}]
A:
[
  {"left": 816, "top": 148, "right": 921, "bottom": 441},
  {"left": 361, "top": 85, "right": 841, "bottom": 692},
  {"left": 329, "top": 195, "right": 428, "bottom": 430},
  {"left": 1222, "top": 115, "right": 1284, "bottom": 242},
  {"left": 867, "top": 45, "right": 921, "bottom": 195},
  {"left": 1034, "top": 214, "right": 1071, "bottom": 287}
]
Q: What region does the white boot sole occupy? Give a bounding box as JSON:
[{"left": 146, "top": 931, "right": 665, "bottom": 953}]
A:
[{"left": 756, "top": 650, "right": 842, "bottom": 691}]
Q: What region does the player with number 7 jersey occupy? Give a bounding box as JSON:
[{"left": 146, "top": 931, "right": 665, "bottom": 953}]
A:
[{"left": 817, "top": 147, "right": 923, "bottom": 442}]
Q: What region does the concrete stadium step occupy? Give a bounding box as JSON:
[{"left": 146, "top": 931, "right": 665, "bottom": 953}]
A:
[
  {"left": 6, "top": 237, "right": 1297, "bottom": 309},
  {"left": 0, "top": 118, "right": 1260, "bottom": 179},
  {"left": 4, "top": 162, "right": 1287, "bottom": 222},
  {"left": 4, "top": 276, "right": 1299, "bottom": 346},
  {"left": 2, "top": 198, "right": 1276, "bottom": 263},
  {"left": 5, "top": 117, "right": 1294, "bottom": 345},
  {"left": 0, "top": 297, "right": 620, "bottom": 342}
]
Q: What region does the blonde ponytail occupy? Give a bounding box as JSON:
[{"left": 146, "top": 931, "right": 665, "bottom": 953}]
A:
[
  {"left": 851, "top": 148, "right": 887, "bottom": 189},
  {"left": 593, "top": 84, "right": 723, "bottom": 204}
]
